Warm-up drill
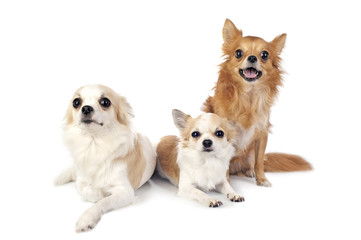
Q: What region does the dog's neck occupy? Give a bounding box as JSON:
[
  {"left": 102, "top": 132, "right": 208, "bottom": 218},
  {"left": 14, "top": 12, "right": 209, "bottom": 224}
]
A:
[{"left": 213, "top": 68, "right": 280, "bottom": 132}]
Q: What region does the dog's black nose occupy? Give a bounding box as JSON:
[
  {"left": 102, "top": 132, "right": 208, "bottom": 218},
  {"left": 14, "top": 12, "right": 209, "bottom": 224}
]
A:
[
  {"left": 202, "top": 139, "right": 213, "bottom": 148},
  {"left": 82, "top": 105, "right": 94, "bottom": 115},
  {"left": 247, "top": 55, "right": 257, "bottom": 63}
]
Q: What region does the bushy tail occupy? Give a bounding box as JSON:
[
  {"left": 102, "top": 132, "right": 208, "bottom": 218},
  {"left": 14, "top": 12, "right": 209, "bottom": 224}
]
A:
[{"left": 264, "top": 153, "right": 312, "bottom": 172}]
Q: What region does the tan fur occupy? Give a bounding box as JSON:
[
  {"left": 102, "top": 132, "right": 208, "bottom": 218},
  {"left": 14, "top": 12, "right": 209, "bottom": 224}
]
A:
[
  {"left": 156, "top": 135, "right": 180, "bottom": 185},
  {"left": 202, "top": 19, "right": 311, "bottom": 186},
  {"left": 118, "top": 133, "right": 146, "bottom": 190},
  {"left": 264, "top": 153, "right": 312, "bottom": 172}
]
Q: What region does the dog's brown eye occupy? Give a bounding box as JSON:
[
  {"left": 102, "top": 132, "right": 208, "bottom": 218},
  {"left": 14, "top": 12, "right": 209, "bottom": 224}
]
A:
[
  {"left": 99, "top": 98, "right": 111, "bottom": 108},
  {"left": 73, "top": 98, "right": 82, "bottom": 109},
  {"left": 191, "top": 131, "right": 200, "bottom": 138},
  {"left": 260, "top": 51, "right": 269, "bottom": 60},
  {"left": 215, "top": 130, "right": 224, "bottom": 138},
  {"left": 235, "top": 49, "right": 243, "bottom": 59}
]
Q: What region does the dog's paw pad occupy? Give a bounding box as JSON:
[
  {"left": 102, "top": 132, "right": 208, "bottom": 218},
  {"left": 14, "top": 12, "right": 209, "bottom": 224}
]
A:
[
  {"left": 227, "top": 193, "right": 245, "bottom": 202},
  {"left": 209, "top": 200, "right": 223, "bottom": 208}
]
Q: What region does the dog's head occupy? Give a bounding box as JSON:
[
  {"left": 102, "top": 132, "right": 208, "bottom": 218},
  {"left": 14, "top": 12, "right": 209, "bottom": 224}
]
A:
[
  {"left": 221, "top": 19, "right": 286, "bottom": 87},
  {"left": 172, "top": 109, "right": 241, "bottom": 155},
  {"left": 65, "top": 84, "right": 134, "bottom": 130}
]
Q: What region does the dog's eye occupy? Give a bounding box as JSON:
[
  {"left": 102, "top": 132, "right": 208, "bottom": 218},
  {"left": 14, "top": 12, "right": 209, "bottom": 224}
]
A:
[
  {"left": 191, "top": 131, "right": 200, "bottom": 138},
  {"left": 73, "top": 98, "right": 82, "bottom": 109},
  {"left": 99, "top": 98, "right": 111, "bottom": 108},
  {"left": 215, "top": 130, "right": 224, "bottom": 138},
  {"left": 260, "top": 51, "right": 269, "bottom": 61},
  {"left": 235, "top": 49, "right": 243, "bottom": 59}
]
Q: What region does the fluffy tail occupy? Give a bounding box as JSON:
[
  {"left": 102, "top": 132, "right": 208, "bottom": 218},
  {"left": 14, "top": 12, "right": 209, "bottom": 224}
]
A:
[{"left": 264, "top": 153, "right": 312, "bottom": 172}]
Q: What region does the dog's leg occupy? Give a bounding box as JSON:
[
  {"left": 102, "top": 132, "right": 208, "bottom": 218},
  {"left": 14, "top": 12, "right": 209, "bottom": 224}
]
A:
[
  {"left": 76, "top": 180, "right": 104, "bottom": 203},
  {"left": 238, "top": 147, "right": 256, "bottom": 177},
  {"left": 230, "top": 147, "right": 255, "bottom": 178},
  {"left": 54, "top": 166, "right": 76, "bottom": 185},
  {"left": 76, "top": 185, "right": 135, "bottom": 232},
  {"left": 254, "top": 134, "right": 271, "bottom": 187},
  {"left": 178, "top": 179, "right": 222, "bottom": 207},
  {"left": 216, "top": 179, "right": 244, "bottom": 202}
]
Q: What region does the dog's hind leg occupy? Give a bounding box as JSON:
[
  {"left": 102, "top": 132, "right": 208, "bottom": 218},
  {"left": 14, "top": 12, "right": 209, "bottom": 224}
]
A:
[{"left": 54, "top": 166, "right": 76, "bottom": 186}]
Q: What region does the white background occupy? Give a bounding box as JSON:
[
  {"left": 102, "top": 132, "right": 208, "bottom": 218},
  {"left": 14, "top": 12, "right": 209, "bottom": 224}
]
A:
[{"left": 1, "top": 0, "right": 360, "bottom": 239}]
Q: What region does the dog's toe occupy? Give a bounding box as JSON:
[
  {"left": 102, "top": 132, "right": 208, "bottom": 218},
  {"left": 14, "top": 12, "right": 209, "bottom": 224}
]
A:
[
  {"left": 242, "top": 169, "right": 255, "bottom": 178},
  {"left": 227, "top": 193, "right": 245, "bottom": 202},
  {"left": 257, "top": 178, "right": 272, "bottom": 187},
  {"left": 75, "top": 211, "right": 100, "bottom": 233},
  {"left": 209, "top": 200, "right": 223, "bottom": 208}
]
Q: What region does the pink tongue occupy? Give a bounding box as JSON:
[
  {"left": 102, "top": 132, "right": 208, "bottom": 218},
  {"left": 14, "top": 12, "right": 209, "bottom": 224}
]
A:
[{"left": 244, "top": 68, "right": 258, "bottom": 78}]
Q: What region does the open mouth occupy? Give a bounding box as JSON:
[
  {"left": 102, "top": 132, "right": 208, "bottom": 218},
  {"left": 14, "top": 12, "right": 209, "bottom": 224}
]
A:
[{"left": 239, "top": 67, "right": 262, "bottom": 82}]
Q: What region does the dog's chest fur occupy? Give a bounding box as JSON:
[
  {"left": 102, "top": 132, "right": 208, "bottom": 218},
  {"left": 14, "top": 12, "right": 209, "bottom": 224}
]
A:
[
  {"left": 64, "top": 126, "right": 134, "bottom": 187},
  {"left": 237, "top": 89, "right": 271, "bottom": 132},
  {"left": 177, "top": 146, "right": 234, "bottom": 191},
  {"left": 214, "top": 87, "right": 271, "bottom": 134}
]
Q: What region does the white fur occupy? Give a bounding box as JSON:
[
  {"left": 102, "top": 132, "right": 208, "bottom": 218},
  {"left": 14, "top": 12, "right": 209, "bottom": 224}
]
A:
[{"left": 55, "top": 85, "right": 156, "bottom": 232}]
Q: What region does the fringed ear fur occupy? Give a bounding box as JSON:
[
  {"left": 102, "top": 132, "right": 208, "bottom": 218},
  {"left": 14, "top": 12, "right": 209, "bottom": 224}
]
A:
[
  {"left": 223, "top": 18, "right": 242, "bottom": 46},
  {"left": 116, "top": 95, "right": 135, "bottom": 126},
  {"left": 172, "top": 109, "right": 191, "bottom": 131},
  {"left": 270, "top": 33, "right": 287, "bottom": 54}
]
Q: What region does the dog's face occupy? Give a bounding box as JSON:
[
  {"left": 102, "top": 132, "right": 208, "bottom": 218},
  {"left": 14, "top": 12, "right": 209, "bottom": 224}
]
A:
[
  {"left": 65, "top": 84, "right": 134, "bottom": 130},
  {"left": 222, "top": 19, "right": 286, "bottom": 86},
  {"left": 172, "top": 109, "right": 237, "bottom": 155}
]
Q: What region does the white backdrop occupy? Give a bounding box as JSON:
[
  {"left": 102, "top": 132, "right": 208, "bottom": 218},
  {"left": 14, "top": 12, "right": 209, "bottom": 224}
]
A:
[{"left": 1, "top": 0, "right": 360, "bottom": 239}]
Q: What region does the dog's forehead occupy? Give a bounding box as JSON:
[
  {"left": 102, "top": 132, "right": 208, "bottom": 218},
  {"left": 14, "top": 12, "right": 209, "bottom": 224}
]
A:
[
  {"left": 237, "top": 36, "right": 268, "bottom": 52},
  {"left": 77, "top": 85, "right": 103, "bottom": 98},
  {"left": 194, "top": 113, "right": 222, "bottom": 132}
]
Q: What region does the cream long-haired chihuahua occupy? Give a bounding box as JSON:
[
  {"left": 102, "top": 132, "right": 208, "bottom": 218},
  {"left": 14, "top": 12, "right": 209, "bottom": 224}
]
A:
[
  {"left": 54, "top": 84, "right": 156, "bottom": 232},
  {"left": 156, "top": 110, "right": 254, "bottom": 207}
]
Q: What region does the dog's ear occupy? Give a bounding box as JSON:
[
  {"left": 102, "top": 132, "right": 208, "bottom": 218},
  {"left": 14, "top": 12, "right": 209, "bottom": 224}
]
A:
[
  {"left": 271, "top": 33, "right": 287, "bottom": 54},
  {"left": 172, "top": 109, "right": 191, "bottom": 130},
  {"left": 223, "top": 19, "right": 242, "bottom": 46},
  {"left": 64, "top": 92, "right": 80, "bottom": 126},
  {"left": 116, "top": 96, "right": 135, "bottom": 126},
  {"left": 64, "top": 101, "right": 74, "bottom": 125}
]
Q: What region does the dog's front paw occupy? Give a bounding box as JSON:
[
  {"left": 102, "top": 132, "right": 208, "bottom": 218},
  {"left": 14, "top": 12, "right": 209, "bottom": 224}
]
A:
[
  {"left": 256, "top": 178, "right": 272, "bottom": 187},
  {"left": 209, "top": 200, "right": 223, "bottom": 208},
  {"left": 227, "top": 193, "right": 245, "bottom": 202},
  {"left": 75, "top": 211, "right": 100, "bottom": 233}
]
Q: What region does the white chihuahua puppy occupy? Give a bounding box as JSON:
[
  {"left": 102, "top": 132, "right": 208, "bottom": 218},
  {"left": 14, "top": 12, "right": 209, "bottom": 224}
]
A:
[
  {"left": 55, "top": 84, "right": 156, "bottom": 232},
  {"left": 156, "top": 109, "right": 254, "bottom": 207}
]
